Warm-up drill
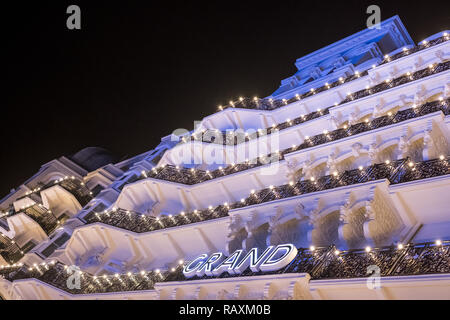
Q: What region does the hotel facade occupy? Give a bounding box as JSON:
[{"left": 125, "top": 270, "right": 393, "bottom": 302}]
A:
[{"left": 1, "top": 16, "right": 450, "bottom": 300}]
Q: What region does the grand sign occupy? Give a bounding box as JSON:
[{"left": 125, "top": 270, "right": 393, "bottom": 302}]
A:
[{"left": 183, "top": 244, "right": 297, "bottom": 278}]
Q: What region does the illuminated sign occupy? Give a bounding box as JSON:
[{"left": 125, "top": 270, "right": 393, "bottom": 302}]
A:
[{"left": 183, "top": 244, "right": 297, "bottom": 278}]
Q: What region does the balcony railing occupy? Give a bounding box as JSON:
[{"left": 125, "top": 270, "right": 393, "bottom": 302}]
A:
[
  {"left": 379, "top": 35, "right": 449, "bottom": 66},
  {"left": 85, "top": 156, "right": 450, "bottom": 234},
  {"left": 0, "top": 236, "right": 23, "bottom": 264},
  {"left": 1, "top": 241, "right": 448, "bottom": 295}
]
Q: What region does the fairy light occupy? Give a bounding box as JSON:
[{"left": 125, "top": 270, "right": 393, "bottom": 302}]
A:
[
  {"left": 365, "top": 246, "right": 371, "bottom": 252},
  {"left": 397, "top": 243, "right": 404, "bottom": 250},
  {"left": 310, "top": 246, "right": 315, "bottom": 251},
  {"left": 436, "top": 240, "right": 442, "bottom": 246}
]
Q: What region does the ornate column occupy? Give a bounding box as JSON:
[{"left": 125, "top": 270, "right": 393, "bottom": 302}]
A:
[{"left": 363, "top": 186, "right": 403, "bottom": 247}]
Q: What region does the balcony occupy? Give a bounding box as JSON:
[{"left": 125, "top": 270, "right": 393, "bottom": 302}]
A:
[
  {"left": 127, "top": 97, "right": 449, "bottom": 190},
  {"left": 86, "top": 156, "right": 449, "bottom": 234},
  {"left": 213, "top": 35, "right": 448, "bottom": 113}
]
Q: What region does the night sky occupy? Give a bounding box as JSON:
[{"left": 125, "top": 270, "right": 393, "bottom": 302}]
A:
[{"left": 3, "top": 0, "right": 449, "bottom": 197}]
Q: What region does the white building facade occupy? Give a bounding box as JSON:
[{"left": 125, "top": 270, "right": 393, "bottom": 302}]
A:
[{"left": 1, "top": 16, "right": 450, "bottom": 300}]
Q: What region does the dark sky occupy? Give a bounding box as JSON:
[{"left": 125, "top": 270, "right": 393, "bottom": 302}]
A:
[{"left": 2, "top": 0, "right": 449, "bottom": 197}]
